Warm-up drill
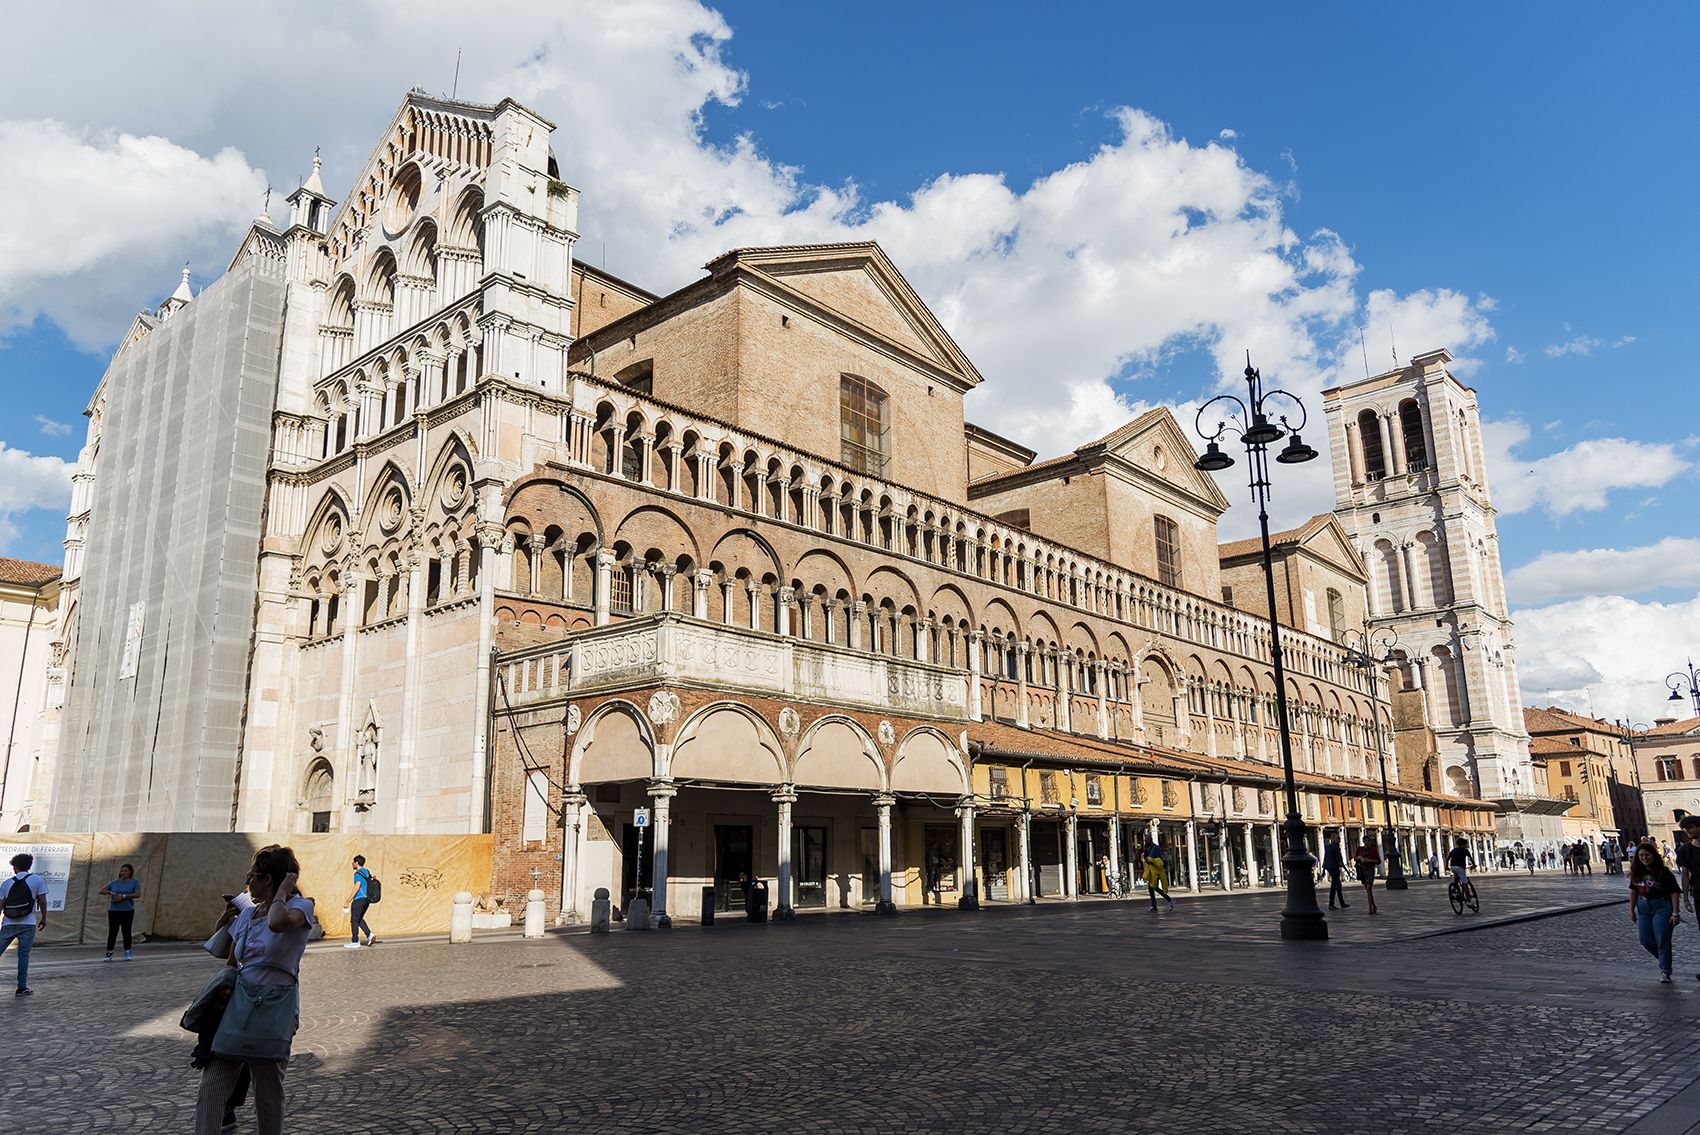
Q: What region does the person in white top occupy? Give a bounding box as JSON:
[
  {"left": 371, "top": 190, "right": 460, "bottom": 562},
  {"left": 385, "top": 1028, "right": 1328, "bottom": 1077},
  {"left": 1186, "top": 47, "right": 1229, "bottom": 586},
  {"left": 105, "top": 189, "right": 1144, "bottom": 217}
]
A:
[
  {"left": 194, "top": 844, "right": 314, "bottom": 1135},
  {"left": 2, "top": 851, "right": 50, "bottom": 997}
]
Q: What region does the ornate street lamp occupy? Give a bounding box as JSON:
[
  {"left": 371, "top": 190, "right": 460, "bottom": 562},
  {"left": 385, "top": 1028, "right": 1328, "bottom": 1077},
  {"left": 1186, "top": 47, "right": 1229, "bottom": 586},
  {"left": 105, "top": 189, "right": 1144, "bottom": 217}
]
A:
[
  {"left": 1341, "top": 625, "right": 1407, "bottom": 890},
  {"left": 1194, "top": 356, "right": 1327, "bottom": 941},
  {"left": 1667, "top": 660, "right": 1700, "bottom": 718}
]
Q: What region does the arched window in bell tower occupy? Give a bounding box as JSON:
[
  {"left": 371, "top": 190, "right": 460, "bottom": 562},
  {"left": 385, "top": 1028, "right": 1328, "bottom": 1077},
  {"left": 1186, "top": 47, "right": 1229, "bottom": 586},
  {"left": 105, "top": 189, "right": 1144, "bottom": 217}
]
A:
[
  {"left": 1357, "top": 409, "right": 1386, "bottom": 480},
  {"left": 1398, "top": 399, "right": 1428, "bottom": 472}
]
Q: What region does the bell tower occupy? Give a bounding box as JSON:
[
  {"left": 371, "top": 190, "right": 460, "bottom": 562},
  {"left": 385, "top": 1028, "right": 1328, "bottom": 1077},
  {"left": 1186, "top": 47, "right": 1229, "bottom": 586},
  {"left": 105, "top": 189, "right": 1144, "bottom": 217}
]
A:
[{"left": 1322, "top": 349, "right": 1538, "bottom": 842}]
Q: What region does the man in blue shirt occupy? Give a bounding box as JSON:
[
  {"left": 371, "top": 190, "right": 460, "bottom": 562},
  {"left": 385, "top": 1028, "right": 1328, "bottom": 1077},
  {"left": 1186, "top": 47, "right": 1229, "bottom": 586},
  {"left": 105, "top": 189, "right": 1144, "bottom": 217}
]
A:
[{"left": 343, "top": 855, "right": 376, "bottom": 948}]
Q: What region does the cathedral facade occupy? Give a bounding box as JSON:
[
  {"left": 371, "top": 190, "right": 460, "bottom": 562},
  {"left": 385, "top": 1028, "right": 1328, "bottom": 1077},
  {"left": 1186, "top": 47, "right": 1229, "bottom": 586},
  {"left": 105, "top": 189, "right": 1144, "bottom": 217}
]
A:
[{"left": 45, "top": 92, "right": 1509, "bottom": 917}]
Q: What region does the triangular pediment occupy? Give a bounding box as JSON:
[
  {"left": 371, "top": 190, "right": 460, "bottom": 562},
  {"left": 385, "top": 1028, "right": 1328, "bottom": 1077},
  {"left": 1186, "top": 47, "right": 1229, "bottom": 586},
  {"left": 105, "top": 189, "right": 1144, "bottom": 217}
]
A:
[
  {"left": 1293, "top": 515, "right": 1368, "bottom": 583},
  {"left": 710, "top": 243, "right": 983, "bottom": 390},
  {"left": 1086, "top": 407, "right": 1232, "bottom": 515}
]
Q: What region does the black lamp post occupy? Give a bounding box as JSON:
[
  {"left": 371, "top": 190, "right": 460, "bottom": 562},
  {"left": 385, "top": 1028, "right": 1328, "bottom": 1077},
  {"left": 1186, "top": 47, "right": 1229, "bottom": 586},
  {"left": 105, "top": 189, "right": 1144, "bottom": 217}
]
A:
[
  {"left": 1667, "top": 660, "right": 1700, "bottom": 718},
  {"left": 1342, "top": 625, "right": 1407, "bottom": 890},
  {"left": 1194, "top": 356, "right": 1327, "bottom": 941}
]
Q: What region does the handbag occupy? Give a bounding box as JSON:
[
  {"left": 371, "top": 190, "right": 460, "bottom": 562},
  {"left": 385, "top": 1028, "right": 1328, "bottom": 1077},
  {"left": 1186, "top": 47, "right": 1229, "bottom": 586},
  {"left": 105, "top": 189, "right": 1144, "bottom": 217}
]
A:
[
  {"left": 180, "top": 966, "right": 238, "bottom": 1033},
  {"left": 211, "top": 974, "right": 297, "bottom": 1062}
]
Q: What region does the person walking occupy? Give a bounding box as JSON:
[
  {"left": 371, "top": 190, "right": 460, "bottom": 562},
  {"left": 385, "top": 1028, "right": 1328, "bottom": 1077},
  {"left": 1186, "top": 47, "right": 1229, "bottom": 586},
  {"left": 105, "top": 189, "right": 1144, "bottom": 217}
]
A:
[
  {"left": 1352, "top": 834, "right": 1382, "bottom": 915},
  {"left": 1676, "top": 816, "right": 1700, "bottom": 982},
  {"left": 193, "top": 844, "right": 314, "bottom": 1135},
  {"left": 1141, "top": 841, "right": 1174, "bottom": 912},
  {"left": 343, "top": 854, "right": 376, "bottom": 949},
  {"left": 1427, "top": 850, "right": 1440, "bottom": 880},
  {"left": 98, "top": 863, "right": 141, "bottom": 961},
  {"left": 1, "top": 851, "right": 49, "bottom": 997},
  {"left": 1524, "top": 847, "right": 1536, "bottom": 875},
  {"left": 1320, "top": 833, "right": 1348, "bottom": 909},
  {"left": 1574, "top": 839, "right": 1592, "bottom": 876},
  {"left": 1628, "top": 844, "right": 1682, "bottom": 983}
]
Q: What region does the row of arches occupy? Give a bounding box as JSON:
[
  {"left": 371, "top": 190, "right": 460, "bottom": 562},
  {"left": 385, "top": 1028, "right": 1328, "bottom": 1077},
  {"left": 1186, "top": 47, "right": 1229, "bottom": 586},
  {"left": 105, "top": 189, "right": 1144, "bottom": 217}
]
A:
[{"left": 570, "top": 394, "right": 1368, "bottom": 695}]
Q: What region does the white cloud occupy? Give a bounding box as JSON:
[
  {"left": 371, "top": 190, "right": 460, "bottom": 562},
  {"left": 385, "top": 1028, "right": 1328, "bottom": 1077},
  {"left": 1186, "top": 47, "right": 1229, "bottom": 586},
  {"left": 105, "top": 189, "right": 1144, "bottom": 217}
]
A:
[
  {"left": 1356, "top": 287, "right": 1496, "bottom": 376},
  {"left": 1218, "top": 128, "right": 1238, "bottom": 140},
  {"left": 1505, "top": 345, "right": 1524, "bottom": 364},
  {"left": 0, "top": 120, "right": 265, "bottom": 346},
  {"left": 0, "top": 442, "right": 72, "bottom": 553},
  {"left": 1480, "top": 418, "right": 1691, "bottom": 517},
  {"left": 1613, "top": 335, "right": 1637, "bottom": 348},
  {"left": 1506, "top": 537, "right": 1700, "bottom": 603},
  {"left": 1514, "top": 592, "right": 1700, "bottom": 724},
  {"left": 33, "top": 415, "right": 72, "bottom": 437}
]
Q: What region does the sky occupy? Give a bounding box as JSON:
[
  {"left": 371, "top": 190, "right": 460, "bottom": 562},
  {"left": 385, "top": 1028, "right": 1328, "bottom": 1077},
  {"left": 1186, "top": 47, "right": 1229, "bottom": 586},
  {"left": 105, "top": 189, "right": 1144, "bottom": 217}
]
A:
[{"left": 0, "top": 1, "right": 1694, "bottom": 724}]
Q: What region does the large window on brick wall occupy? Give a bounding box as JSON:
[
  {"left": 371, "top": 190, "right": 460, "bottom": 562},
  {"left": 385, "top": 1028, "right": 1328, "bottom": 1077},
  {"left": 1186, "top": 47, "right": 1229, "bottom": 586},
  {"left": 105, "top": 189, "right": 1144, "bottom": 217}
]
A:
[
  {"left": 840, "top": 373, "right": 889, "bottom": 475},
  {"left": 1154, "top": 515, "right": 1181, "bottom": 588}
]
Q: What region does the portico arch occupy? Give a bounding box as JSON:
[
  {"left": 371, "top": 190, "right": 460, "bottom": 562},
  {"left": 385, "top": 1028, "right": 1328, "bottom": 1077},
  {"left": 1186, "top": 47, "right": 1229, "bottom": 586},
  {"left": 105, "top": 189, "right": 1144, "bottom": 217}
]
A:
[
  {"left": 670, "top": 701, "right": 786, "bottom": 785},
  {"left": 891, "top": 728, "right": 968, "bottom": 795},
  {"left": 793, "top": 716, "right": 886, "bottom": 791},
  {"left": 569, "top": 700, "right": 656, "bottom": 786}
]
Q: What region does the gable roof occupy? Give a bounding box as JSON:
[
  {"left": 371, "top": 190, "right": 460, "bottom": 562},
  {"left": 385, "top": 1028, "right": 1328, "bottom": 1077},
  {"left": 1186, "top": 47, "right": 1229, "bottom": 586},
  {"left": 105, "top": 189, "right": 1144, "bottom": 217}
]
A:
[
  {"left": 1523, "top": 705, "right": 1623, "bottom": 738},
  {"left": 968, "top": 405, "right": 1232, "bottom": 515},
  {"left": 1218, "top": 513, "right": 1366, "bottom": 584},
  {"left": 1646, "top": 717, "right": 1700, "bottom": 738}
]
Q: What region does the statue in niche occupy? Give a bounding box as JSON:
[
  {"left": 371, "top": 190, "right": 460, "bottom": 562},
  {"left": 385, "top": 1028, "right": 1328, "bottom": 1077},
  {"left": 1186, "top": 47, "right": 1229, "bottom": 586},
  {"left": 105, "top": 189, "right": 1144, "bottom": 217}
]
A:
[{"left": 356, "top": 720, "right": 378, "bottom": 807}]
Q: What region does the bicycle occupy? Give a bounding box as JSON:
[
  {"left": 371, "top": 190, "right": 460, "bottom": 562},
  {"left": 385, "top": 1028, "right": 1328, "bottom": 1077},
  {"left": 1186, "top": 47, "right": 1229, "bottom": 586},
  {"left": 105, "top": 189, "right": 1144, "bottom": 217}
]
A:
[
  {"left": 1447, "top": 876, "right": 1479, "bottom": 915},
  {"left": 1106, "top": 868, "right": 1130, "bottom": 899}
]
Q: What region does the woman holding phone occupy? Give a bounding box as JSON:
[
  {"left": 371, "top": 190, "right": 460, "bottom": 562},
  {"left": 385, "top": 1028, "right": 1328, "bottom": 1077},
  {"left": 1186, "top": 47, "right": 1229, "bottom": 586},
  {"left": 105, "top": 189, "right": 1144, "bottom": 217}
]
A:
[
  {"left": 193, "top": 845, "right": 314, "bottom": 1135},
  {"left": 98, "top": 863, "right": 141, "bottom": 960}
]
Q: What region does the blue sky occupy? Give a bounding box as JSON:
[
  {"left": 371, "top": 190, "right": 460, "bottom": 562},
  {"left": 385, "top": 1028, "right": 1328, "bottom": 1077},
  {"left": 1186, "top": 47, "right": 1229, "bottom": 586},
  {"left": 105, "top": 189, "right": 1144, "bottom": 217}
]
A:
[{"left": 0, "top": 1, "right": 1693, "bottom": 719}]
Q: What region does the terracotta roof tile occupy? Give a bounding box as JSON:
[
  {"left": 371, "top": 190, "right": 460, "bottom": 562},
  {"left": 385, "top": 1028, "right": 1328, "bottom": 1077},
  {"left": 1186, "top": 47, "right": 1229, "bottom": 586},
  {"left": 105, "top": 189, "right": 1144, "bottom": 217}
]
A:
[
  {"left": 1217, "top": 513, "right": 1334, "bottom": 561},
  {"left": 0, "top": 556, "right": 59, "bottom": 587},
  {"left": 1646, "top": 717, "right": 1700, "bottom": 738}
]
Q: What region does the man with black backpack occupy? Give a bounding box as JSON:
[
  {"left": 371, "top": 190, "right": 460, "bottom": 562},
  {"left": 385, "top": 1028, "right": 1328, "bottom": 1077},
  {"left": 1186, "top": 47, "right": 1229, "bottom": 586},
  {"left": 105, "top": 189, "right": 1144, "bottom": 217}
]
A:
[
  {"left": 2, "top": 851, "right": 50, "bottom": 996},
  {"left": 342, "top": 854, "right": 379, "bottom": 948}
]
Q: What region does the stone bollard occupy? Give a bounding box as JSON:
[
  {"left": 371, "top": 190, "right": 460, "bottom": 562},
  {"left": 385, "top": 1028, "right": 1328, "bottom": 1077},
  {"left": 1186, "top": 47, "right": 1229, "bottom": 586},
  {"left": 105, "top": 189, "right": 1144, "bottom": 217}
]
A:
[
  {"left": 590, "top": 887, "right": 611, "bottom": 934},
  {"left": 626, "top": 894, "right": 651, "bottom": 930},
  {"left": 450, "top": 891, "right": 473, "bottom": 944},
  {"left": 524, "top": 889, "right": 546, "bottom": 938}
]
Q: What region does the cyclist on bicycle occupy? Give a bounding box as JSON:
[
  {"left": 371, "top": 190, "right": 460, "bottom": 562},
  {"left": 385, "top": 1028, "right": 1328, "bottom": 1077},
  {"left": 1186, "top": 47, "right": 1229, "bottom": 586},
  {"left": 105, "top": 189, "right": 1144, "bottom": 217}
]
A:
[{"left": 1447, "top": 838, "right": 1475, "bottom": 890}]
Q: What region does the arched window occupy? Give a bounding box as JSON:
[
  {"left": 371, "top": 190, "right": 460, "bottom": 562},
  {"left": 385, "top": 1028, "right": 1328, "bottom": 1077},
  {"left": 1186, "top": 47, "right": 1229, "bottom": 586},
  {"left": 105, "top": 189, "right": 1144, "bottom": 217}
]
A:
[
  {"left": 840, "top": 374, "right": 889, "bottom": 475},
  {"left": 1357, "top": 409, "right": 1387, "bottom": 480},
  {"left": 303, "top": 758, "right": 335, "bottom": 833},
  {"left": 1398, "top": 399, "right": 1428, "bottom": 471}
]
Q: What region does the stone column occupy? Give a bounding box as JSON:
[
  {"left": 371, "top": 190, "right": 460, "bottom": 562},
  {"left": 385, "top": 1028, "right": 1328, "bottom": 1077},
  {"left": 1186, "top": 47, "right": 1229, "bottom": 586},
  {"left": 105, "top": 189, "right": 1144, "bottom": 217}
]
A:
[
  {"left": 1219, "top": 819, "right": 1235, "bottom": 891},
  {"left": 636, "top": 435, "right": 655, "bottom": 486},
  {"left": 1400, "top": 542, "right": 1420, "bottom": 610},
  {"left": 745, "top": 581, "right": 761, "bottom": 631},
  {"left": 1064, "top": 811, "right": 1079, "bottom": 899},
  {"left": 1107, "top": 810, "right": 1122, "bottom": 890},
  {"left": 957, "top": 801, "right": 980, "bottom": 909},
  {"left": 468, "top": 524, "right": 502, "bottom": 833},
  {"left": 692, "top": 570, "right": 713, "bottom": 619},
  {"left": 609, "top": 424, "right": 628, "bottom": 477},
  {"left": 594, "top": 549, "right": 614, "bottom": 626},
  {"left": 525, "top": 535, "right": 546, "bottom": 597},
  {"left": 777, "top": 586, "right": 797, "bottom": 637},
  {"left": 336, "top": 573, "right": 362, "bottom": 822},
  {"left": 1345, "top": 419, "right": 1365, "bottom": 484},
  {"left": 1016, "top": 810, "right": 1033, "bottom": 903},
  {"left": 1056, "top": 649, "right": 1073, "bottom": 732},
  {"left": 559, "top": 791, "right": 586, "bottom": 922},
  {"left": 1375, "top": 413, "right": 1395, "bottom": 478},
  {"left": 1387, "top": 410, "right": 1408, "bottom": 476},
  {"left": 774, "top": 787, "right": 797, "bottom": 920},
  {"left": 874, "top": 793, "right": 896, "bottom": 914},
  {"left": 454, "top": 541, "right": 472, "bottom": 598},
  {"left": 665, "top": 443, "right": 683, "bottom": 493},
  {"left": 967, "top": 632, "right": 984, "bottom": 722},
  {"left": 1016, "top": 643, "right": 1031, "bottom": 729},
  {"left": 1269, "top": 822, "right": 1284, "bottom": 885},
  {"left": 658, "top": 564, "right": 677, "bottom": 613},
  {"left": 1243, "top": 821, "right": 1257, "bottom": 888},
  {"left": 720, "top": 580, "right": 735, "bottom": 625},
  {"left": 848, "top": 601, "right": 865, "bottom": 650},
  {"left": 1095, "top": 661, "right": 1110, "bottom": 740},
  {"left": 394, "top": 549, "right": 426, "bottom": 831},
  {"left": 914, "top": 618, "right": 930, "bottom": 663},
  {"left": 1184, "top": 820, "right": 1200, "bottom": 892},
  {"left": 797, "top": 594, "right": 814, "bottom": 640},
  {"left": 649, "top": 781, "right": 675, "bottom": 928}
]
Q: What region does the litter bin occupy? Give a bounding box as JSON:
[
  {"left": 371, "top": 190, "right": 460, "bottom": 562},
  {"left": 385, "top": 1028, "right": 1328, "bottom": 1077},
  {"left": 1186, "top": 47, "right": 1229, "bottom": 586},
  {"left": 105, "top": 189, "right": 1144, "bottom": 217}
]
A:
[
  {"left": 701, "top": 885, "right": 716, "bottom": 926},
  {"left": 747, "top": 880, "right": 769, "bottom": 923}
]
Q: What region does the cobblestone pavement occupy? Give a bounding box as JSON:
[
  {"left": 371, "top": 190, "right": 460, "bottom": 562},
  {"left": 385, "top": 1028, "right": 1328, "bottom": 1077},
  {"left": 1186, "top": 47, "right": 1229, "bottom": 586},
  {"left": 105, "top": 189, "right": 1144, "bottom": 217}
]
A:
[{"left": 5, "top": 872, "right": 1697, "bottom": 1134}]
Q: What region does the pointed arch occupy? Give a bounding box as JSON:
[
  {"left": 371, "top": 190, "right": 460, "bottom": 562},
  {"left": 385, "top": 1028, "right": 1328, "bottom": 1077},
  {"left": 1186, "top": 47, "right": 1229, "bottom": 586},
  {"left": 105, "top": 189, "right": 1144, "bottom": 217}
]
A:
[
  {"left": 891, "top": 727, "right": 968, "bottom": 795},
  {"left": 568, "top": 700, "right": 657, "bottom": 786},
  {"left": 793, "top": 715, "right": 887, "bottom": 791},
  {"left": 669, "top": 700, "right": 787, "bottom": 785}
]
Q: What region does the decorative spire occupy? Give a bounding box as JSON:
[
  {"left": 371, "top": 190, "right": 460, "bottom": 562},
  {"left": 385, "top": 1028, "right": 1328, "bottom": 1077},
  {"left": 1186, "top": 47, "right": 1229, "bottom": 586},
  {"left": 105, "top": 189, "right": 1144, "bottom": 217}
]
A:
[
  {"left": 169, "top": 263, "right": 194, "bottom": 304},
  {"left": 302, "top": 146, "right": 326, "bottom": 196},
  {"left": 256, "top": 185, "right": 274, "bottom": 227}
]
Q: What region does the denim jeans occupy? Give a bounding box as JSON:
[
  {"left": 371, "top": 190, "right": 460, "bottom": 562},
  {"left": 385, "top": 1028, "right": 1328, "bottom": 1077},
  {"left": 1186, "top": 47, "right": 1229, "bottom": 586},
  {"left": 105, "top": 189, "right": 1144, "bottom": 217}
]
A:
[
  {"left": 1637, "top": 898, "right": 1675, "bottom": 975},
  {"left": 350, "top": 898, "right": 372, "bottom": 943},
  {"left": 0, "top": 923, "right": 37, "bottom": 989}
]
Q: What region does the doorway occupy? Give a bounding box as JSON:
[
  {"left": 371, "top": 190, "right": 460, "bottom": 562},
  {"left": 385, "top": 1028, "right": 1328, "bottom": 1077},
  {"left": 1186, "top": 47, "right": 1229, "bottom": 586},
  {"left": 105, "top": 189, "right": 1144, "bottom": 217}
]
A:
[
  {"left": 982, "top": 828, "right": 1009, "bottom": 901},
  {"left": 714, "top": 824, "right": 754, "bottom": 912},
  {"left": 621, "top": 823, "right": 651, "bottom": 911},
  {"left": 793, "top": 826, "right": 827, "bottom": 909}
]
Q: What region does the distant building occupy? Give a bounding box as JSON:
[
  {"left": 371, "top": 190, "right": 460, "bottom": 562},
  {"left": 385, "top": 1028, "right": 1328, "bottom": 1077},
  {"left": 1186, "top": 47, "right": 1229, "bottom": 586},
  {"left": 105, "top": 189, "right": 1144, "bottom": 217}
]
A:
[
  {"left": 1523, "top": 705, "right": 1644, "bottom": 849},
  {"left": 1632, "top": 716, "right": 1700, "bottom": 839},
  {"left": 0, "top": 557, "right": 61, "bottom": 831},
  {"left": 1325, "top": 353, "right": 1565, "bottom": 848}
]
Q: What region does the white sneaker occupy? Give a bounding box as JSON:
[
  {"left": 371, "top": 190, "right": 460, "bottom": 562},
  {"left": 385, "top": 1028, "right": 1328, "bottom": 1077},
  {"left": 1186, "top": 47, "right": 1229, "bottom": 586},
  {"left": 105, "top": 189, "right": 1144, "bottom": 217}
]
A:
[
  {"left": 1659, "top": 972, "right": 1672, "bottom": 983},
  {"left": 342, "top": 942, "right": 363, "bottom": 949}
]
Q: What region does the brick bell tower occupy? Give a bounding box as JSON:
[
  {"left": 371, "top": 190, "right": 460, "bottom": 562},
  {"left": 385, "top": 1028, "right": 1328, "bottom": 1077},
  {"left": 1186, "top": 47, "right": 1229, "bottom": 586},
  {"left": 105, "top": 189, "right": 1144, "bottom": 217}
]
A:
[{"left": 1322, "top": 349, "right": 1540, "bottom": 846}]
